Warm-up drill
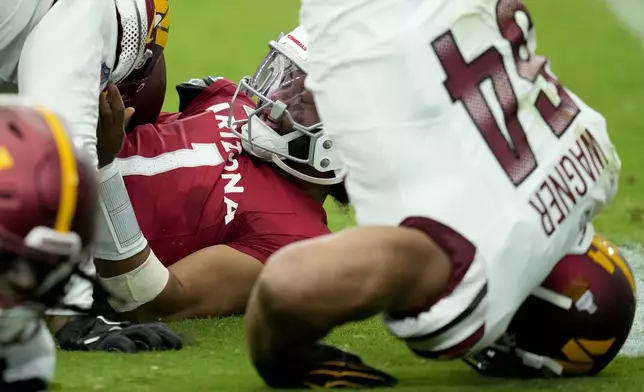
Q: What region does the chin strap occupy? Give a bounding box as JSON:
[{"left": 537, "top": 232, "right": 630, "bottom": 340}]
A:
[
  {"left": 464, "top": 343, "right": 564, "bottom": 378},
  {"left": 514, "top": 348, "right": 564, "bottom": 376}
]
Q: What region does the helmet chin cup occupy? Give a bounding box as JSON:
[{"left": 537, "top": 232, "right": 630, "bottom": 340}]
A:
[
  {"left": 230, "top": 79, "right": 346, "bottom": 186},
  {"left": 271, "top": 155, "right": 347, "bottom": 186},
  {"left": 240, "top": 116, "right": 291, "bottom": 160}
]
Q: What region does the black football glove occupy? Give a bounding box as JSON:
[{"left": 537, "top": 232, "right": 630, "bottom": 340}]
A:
[
  {"left": 56, "top": 315, "right": 183, "bottom": 353},
  {"left": 254, "top": 343, "right": 397, "bottom": 389}
]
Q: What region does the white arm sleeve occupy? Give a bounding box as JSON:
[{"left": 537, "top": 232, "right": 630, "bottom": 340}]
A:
[{"left": 17, "top": 0, "right": 118, "bottom": 168}]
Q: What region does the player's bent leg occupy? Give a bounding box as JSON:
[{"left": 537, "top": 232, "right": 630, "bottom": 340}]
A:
[{"left": 245, "top": 226, "right": 451, "bottom": 388}]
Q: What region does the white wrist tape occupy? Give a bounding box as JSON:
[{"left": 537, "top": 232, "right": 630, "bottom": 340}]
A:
[
  {"left": 93, "top": 161, "right": 148, "bottom": 260},
  {"left": 99, "top": 249, "right": 169, "bottom": 312}
]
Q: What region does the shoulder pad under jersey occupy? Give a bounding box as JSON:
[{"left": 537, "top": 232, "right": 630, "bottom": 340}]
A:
[{"left": 176, "top": 76, "right": 224, "bottom": 112}]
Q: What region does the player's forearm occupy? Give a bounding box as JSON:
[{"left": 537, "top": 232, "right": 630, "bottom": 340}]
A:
[
  {"left": 92, "top": 162, "right": 168, "bottom": 313},
  {"left": 95, "top": 245, "right": 170, "bottom": 314},
  {"left": 121, "top": 246, "right": 263, "bottom": 322},
  {"left": 94, "top": 246, "right": 152, "bottom": 278}
]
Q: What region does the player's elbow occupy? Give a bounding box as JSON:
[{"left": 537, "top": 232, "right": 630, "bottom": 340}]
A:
[{"left": 122, "top": 272, "right": 194, "bottom": 322}]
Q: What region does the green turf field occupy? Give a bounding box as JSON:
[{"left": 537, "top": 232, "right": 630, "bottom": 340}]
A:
[{"left": 54, "top": 0, "right": 644, "bottom": 390}]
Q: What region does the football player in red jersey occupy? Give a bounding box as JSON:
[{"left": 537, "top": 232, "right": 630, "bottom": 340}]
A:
[
  {"left": 0, "top": 96, "right": 97, "bottom": 391},
  {"left": 72, "top": 29, "right": 347, "bottom": 324}
]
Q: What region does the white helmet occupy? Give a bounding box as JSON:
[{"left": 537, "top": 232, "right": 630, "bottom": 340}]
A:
[
  {"left": 229, "top": 27, "right": 345, "bottom": 186},
  {"left": 112, "top": 0, "right": 164, "bottom": 84}
]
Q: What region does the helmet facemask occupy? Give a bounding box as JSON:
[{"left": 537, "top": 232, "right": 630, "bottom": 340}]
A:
[
  {"left": 0, "top": 227, "right": 86, "bottom": 343},
  {"left": 229, "top": 31, "right": 345, "bottom": 186},
  {"left": 0, "top": 226, "right": 85, "bottom": 310}
]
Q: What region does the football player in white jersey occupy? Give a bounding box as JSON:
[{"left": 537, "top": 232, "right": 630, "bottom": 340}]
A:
[
  {"left": 0, "top": 0, "right": 169, "bottom": 168},
  {"left": 241, "top": 0, "right": 625, "bottom": 386},
  {"left": 0, "top": 0, "right": 172, "bottom": 333},
  {"left": 0, "top": 95, "right": 181, "bottom": 392}
]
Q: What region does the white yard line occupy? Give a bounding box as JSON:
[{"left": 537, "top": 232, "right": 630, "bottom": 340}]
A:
[
  {"left": 617, "top": 246, "right": 644, "bottom": 357},
  {"left": 604, "top": 0, "right": 644, "bottom": 45},
  {"left": 601, "top": 0, "right": 644, "bottom": 357}
]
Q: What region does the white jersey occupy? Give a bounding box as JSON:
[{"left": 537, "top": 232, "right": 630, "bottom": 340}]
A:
[
  {"left": 0, "top": 0, "right": 154, "bottom": 169},
  {"left": 301, "top": 0, "right": 621, "bottom": 357},
  {"left": 0, "top": 0, "right": 119, "bottom": 168}
]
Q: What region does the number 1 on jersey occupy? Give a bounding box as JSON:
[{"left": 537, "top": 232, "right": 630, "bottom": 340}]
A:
[{"left": 117, "top": 143, "right": 225, "bottom": 177}]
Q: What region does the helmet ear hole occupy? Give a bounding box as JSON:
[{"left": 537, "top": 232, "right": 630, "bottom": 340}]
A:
[{"left": 7, "top": 122, "right": 22, "bottom": 138}]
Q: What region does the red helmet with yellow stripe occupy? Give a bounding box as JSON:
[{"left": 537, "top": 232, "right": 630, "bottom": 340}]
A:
[
  {"left": 465, "top": 233, "right": 636, "bottom": 377},
  {"left": 0, "top": 96, "right": 96, "bottom": 338}
]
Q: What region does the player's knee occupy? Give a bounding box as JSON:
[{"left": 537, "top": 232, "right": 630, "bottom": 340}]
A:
[
  {"left": 255, "top": 242, "right": 383, "bottom": 326},
  {"left": 254, "top": 248, "right": 321, "bottom": 319}
]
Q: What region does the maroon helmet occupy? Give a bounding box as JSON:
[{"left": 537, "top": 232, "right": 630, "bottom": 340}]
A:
[
  {"left": 0, "top": 97, "right": 97, "bottom": 312},
  {"left": 465, "top": 233, "right": 636, "bottom": 377},
  {"left": 123, "top": 53, "right": 167, "bottom": 131},
  {"left": 114, "top": 0, "right": 170, "bottom": 127}
]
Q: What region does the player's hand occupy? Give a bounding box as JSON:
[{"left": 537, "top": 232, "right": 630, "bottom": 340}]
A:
[
  {"left": 55, "top": 315, "right": 183, "bottom": 353},
  {"left": 97, "top": 82, "right": 135, "bottom": 168},
  {"left": 254, "top": 343, "right": 397, "bottom": 389}
]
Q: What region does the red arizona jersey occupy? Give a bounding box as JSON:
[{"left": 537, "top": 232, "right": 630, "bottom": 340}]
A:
[{"left": 116, "top": 79, "right": 330, "bottom": 266}]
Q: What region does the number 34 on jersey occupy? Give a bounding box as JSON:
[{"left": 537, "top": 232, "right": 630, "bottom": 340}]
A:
[{"left": 431, "top": 0, "right": 618, "bottom": 237}]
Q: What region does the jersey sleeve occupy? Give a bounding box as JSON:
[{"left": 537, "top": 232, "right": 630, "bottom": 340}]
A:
[
  {"left": 225, "top": 211, "right": 331, "bottom": 263},
  {"left": 17, "top": 0, "right": 117, "bottom": 168}
]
